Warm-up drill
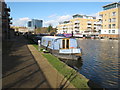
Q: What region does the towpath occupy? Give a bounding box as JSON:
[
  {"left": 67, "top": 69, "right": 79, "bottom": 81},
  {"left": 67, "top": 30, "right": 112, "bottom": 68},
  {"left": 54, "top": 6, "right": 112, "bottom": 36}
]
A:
[{"left": 2, "top": 35, "right": 51, "bottom": 89}]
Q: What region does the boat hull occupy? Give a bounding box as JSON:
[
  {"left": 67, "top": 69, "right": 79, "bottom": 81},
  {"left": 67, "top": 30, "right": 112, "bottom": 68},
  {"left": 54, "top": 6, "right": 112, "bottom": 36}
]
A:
[{"left": 41, "top": 45, "right": 81, "bottom": 60}]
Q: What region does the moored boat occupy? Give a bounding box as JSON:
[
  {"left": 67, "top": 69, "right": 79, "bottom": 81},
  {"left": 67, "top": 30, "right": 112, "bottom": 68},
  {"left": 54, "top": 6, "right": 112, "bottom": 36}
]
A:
[{"left": 40, "top": 36, "right": 82, "bottom": 60}]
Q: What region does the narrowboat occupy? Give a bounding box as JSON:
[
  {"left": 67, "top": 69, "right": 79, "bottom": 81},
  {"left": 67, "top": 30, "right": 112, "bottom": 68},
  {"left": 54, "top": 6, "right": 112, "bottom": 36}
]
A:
[{"left": 40, "top": 36, "right": 82, "bottom": 60}]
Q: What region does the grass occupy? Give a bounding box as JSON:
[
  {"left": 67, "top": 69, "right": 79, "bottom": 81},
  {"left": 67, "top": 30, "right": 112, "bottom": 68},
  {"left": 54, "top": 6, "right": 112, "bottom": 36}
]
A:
[
  {"left": 30, "top": 40, "right": 89, "bottom": 88},
  {"left": 42, "top": 53, "right": 89, "bottom": 88}
]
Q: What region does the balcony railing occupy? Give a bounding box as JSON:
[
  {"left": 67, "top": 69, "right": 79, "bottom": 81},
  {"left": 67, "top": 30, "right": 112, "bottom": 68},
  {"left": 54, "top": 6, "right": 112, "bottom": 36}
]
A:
[
  {"left": 5, "top": 8, "right": 10, "bottom": 12},
  {"left": 87, "top": 25, "right": 92, "bottom": 27},
  {"left": 98, "top": 16, "right": 102, "bottom": 19},
  {"left": 74, "top": 29, "right": 79, "bottom": 32},
  {"left": 74, "top": 25, "right": 79, "bottom": 27},
  {"left": 96, "top": 22, "right": 102, "bottom": 24},
  {"left": 87, "top": 21, "right": 92, "bottom": 23},
  {"left": 9, "top": 22, "right": 12, "bottom": 24},
  {"left": 74, "top": 21, "right": 80, "bottom": 23},
  {"left": 9, "top": 17, "right": 12, "bottom": 20},
  {"left": 94, "top": 22, "right": 97, "bottom": 24}
]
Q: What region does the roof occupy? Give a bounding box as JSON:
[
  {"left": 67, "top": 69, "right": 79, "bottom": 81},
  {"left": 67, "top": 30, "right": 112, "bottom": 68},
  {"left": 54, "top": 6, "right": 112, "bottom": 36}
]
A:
[
  {"left": 42, "top": 36, "right": 65, "bottom": 39},
  {"left": 103, "top": 2, "right": 119, "bottom": 7}
]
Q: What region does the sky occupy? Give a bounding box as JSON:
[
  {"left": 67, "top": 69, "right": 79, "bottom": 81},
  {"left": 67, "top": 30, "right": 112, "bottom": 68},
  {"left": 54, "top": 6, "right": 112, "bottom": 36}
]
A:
[{"left": 7, "top": 2, "right": 112, "bottom": 27}]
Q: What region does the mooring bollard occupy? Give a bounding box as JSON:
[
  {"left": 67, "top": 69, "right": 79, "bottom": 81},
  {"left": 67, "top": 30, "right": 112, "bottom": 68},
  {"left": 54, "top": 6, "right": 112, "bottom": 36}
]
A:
[{"left": 38, "top": 40, "right": 41, "bottom": 51}]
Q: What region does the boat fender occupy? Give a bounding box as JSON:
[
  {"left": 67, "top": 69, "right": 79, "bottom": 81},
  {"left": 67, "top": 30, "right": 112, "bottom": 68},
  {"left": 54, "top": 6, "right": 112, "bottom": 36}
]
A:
[{"left": 43, "top": 49, "right": 46, "bottom": 52}]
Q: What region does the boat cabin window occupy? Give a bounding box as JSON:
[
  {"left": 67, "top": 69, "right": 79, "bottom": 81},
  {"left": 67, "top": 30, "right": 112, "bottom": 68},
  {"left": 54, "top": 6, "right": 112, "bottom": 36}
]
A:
[
  {"left": 43, "top": 40, "right": 46, "bottom": 45},
  {"left": 48, "top": 41, "right": 51, "bottom": 47},
  {"left": 62, "top": 39, "right": 70, "bottom": 49},
  {"left": 62, "top": 39, "right": 65, "bottom": 48},
  {"left": 66, "top": 39, "right": 69, "bottom": 48}
]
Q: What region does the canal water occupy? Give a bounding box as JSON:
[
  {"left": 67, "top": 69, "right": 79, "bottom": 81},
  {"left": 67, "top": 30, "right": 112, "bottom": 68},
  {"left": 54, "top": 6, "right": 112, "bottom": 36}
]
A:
[{"left": 62, "top": 39, "right": 119, "bottom": 89}]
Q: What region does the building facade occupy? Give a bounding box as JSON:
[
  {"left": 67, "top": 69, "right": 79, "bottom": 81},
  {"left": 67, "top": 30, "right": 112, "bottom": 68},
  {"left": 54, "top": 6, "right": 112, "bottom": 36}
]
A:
[
  {"left": 1, "top": 0, "right": 12, "bottom": 40},
  {"left": 27, "top": 19, "right": 43, "bottom": 32},
  {"left": 99, "top": 2, "right": 120, "bottom": 38},
  {"left": 14, "top": 27, "right": 28, "bottom": 34},
  {"left": 57, "top": 14, "right": 100, "bottom": 35}
]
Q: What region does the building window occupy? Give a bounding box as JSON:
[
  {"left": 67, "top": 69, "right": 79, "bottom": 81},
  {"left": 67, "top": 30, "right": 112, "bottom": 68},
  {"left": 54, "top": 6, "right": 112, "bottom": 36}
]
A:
[
  {"left": 112, "top": 30, "right": 115, "bottom": 33},
  {"left": 112, "top": 18, "right": 116, "bottom": 22},
  {"left": 109, "top": 30, "right": 111, "bottom": 33},
  {"left": 109, "top": 24, "right": 111, "bottom": 28},
  {"left": 99, "top": 14, "right": 103, "bottom": 17},
  {"left": 112, "top": 24, "right": 116, "bottom": 28},
  {"left": 94, "top": 27, "right": 96, "bottom": 29},
  {"left": 112, "top": 12, "right": 116, "bottom": 16},
  {"left": 109, "top": 18, "right": 111, "bottom": 22}
]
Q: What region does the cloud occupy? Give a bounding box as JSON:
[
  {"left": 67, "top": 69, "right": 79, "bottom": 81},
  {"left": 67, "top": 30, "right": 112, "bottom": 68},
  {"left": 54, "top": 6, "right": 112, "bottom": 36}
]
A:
[
  {"left": 44, "top": 15, "right": 72, "bottom": 27},
  {"left": 48, "top": 14, "right": 57, "bottom": 18},
  {"left": 12, "top": 15, "right": 71, "bottom": 27},
  {"left": 12, "top": 17, "right": 31, "bottom": 27}
]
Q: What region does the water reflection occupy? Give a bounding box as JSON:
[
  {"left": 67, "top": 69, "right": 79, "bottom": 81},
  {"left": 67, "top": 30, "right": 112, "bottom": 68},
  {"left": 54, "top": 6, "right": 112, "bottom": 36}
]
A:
[
  {"left": 77, "top": 39, "right": 119, "bottom": 89},
  {"left": 60, "top": 58, "right": 83, "bottom": 71}
]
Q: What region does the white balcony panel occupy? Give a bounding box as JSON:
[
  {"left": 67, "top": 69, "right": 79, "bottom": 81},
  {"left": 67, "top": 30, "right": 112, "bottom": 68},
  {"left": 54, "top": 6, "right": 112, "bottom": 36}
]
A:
[
  {"left": 87, "top": 25, "right": 92, "bottom": 27},
  {"left": 87, "top": 21, "right": 92, "bottom": 23},
  {"left": 74, "top": 21, "right": 80, "bottom": 23}
]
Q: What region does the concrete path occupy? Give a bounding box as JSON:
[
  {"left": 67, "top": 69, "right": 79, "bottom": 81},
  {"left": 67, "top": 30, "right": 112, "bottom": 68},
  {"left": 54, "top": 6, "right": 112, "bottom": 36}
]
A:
[{"left": 2, "top": 35, "right": 51, "bottom": 89}]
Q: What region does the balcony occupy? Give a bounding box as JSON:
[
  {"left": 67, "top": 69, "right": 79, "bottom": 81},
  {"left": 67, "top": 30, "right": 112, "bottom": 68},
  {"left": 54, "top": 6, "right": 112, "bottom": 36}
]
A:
[
  {"left": 87, "top": 25, "right": 92, "bottom": 27},
  {"left": 74, "top": 25, "right": 79, "bottom": 27},
  {"left": 94, "top": 22, "right": 97, "bottom": 24},
  {"left": 63, "top": 26, "right": 67, "bottom": 29},
  {"left": 87, "top": 21, "right": 92, "bottom": 23},
  {"left": 94, "top": 25, "right": 97, "bottom": 27},
  {"left": 74, "top": 21, "right": 80, "bottom": 24},
  {"left": 96, "top": 21, "right": 102, "bottom": 24},
  {"left": 5, "top": 8, "right": 10, "bottom": 12},
  {"left": 8, "top": 17, "right": 12, "bottom": 21},
  {"left": 74, "top": 29, "right": 79, "bottom": 32},
  {"left": 98, "top": 16, "right": 102, "bottom": 19},
  {"left": 9, "top": 22, "right": 12, "bottom": 24},
  {"left": 6, "top": 12, "right": 10, "bottom": 16}
]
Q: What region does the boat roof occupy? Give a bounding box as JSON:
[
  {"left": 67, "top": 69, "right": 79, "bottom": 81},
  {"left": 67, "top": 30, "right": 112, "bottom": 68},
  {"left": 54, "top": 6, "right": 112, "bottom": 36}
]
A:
[
  {"left": 42, "top": 36, "right": 76, "bottom": 41},
  {"left": 42, "top": 36, "right": 65, "bottom": 39}
]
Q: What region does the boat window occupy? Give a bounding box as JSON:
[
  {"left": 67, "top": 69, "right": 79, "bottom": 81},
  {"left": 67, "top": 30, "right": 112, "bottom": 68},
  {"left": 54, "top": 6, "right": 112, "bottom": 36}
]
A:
[
  {"left": 66, "top": 39, "right": 69, "bottom": 49},
  {"left": 62, "top": 39, "right": 65, "bottom": 48},
  {"left": 43, "top": 40, "right": 46, "bottom": 45},
  {"left": 48, "top": 41, "right": 51, "bottom": 46},
  {"left": 62, "top": 39, "right": 70, "bottom": 49}
]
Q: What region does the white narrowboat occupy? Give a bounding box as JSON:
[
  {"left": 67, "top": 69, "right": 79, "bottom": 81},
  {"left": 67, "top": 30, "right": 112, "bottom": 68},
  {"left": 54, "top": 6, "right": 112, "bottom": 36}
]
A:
[{"left": 40, "top": 36, "right": 82, "bottom": 60}]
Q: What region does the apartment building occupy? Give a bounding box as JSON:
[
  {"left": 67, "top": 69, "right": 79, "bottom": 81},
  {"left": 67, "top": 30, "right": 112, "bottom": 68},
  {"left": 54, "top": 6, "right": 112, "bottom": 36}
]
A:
[
  {"left": 57, "top": 14, "right": 100, "bottom": 35},
  {"left": 99, "top": 2, "right": 120, "bottom": 38},
  {"left": 1, "top": 0, "right": 12, "bottom": 40},
  {"left": 27, "top": 19, "right": 43, "bottom": 32}
]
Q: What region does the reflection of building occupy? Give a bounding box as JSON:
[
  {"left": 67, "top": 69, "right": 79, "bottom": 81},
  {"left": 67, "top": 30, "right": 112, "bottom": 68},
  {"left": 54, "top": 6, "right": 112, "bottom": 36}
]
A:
[
  {"left": 1, "top": 0, "right": 12, "bottom": 39},
  {"left": 57, "top": 14, "right": 100, "bottom": 35},
  {"left": 27, "top": 19, "right": 43, "bottom": 32},
  {"left": 99, "top": 2, "right": 120, "bottom": 38}
]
